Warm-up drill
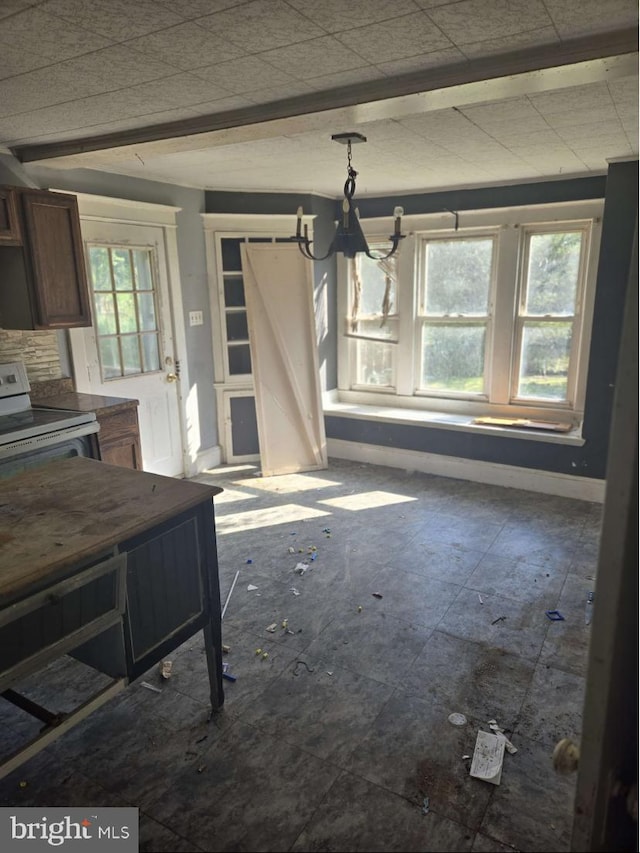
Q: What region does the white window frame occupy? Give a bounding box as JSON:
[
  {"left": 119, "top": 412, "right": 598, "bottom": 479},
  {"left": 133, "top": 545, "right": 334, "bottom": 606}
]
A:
[{"left": 337, "top": 200, "right": 602, "bottom": 426}]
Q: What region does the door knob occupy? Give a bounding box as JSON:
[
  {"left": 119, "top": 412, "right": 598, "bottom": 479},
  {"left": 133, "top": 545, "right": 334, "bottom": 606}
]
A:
[{"left": 166, "top": 373, "right": 178, "bottom": 382}]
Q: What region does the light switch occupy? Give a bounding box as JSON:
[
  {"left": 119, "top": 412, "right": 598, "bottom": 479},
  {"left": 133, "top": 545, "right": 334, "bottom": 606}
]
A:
[{"left": 189, "top": 310, "right": 204, "bottom": 327}]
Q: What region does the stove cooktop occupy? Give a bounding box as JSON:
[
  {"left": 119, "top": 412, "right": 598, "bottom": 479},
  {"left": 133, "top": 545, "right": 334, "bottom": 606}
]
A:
[{"left": 0, "top": 407, "right": 97, "bottom": 445}]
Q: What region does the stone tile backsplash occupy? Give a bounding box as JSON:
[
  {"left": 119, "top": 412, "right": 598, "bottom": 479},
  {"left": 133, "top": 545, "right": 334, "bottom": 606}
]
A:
[{"left": 0, "top": 329, "right": 63, "bottom": 383}]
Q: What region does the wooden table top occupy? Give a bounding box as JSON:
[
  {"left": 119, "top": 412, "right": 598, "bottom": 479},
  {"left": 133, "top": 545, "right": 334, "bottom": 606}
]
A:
[{"left": 0, "top": 457, "right": 222, "bottom": 603}]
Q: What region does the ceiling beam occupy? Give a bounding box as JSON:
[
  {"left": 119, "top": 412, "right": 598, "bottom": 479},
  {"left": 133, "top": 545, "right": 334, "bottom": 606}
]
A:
[{"left": 13, "top": 27, "right": 638, "bottom": 167}]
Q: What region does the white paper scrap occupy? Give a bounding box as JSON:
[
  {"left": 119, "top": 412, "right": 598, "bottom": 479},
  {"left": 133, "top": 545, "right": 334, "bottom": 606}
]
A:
[
  {"left": 469, "top": 730, "right": 505, "bottom": 786},
  {"left": 247, "top": 584, "right": 259, "bottom": 591},
  {"left": 488, "top": 719, "right": 518, "bottom": 754}
]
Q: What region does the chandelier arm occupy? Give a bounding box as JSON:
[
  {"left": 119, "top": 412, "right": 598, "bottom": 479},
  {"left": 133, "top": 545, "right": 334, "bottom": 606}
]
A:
[
  {"left": 364, "top": 237, "right": 404, "bottom": 261},
  {"left": 295, "top": 240, "right": 334, "bottom": 262}
]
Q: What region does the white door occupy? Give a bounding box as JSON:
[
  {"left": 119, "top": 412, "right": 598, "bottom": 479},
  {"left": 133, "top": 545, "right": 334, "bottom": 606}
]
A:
[{"left": 69, "top": 220, "right": 184, "bottom": 477}]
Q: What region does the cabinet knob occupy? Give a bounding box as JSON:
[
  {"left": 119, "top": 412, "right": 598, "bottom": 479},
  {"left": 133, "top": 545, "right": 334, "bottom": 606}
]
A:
[{"left": 166, "top": 373, "right": 178, "bottom": 383}]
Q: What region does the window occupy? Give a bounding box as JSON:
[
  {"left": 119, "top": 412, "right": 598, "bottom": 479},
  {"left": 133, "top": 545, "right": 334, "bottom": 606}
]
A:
[
  {"left": 87, "top": 244, "right": 161, "bottom": 381},
  {"left": 339, "top": 201, "right": 602, "bottom": 423}
]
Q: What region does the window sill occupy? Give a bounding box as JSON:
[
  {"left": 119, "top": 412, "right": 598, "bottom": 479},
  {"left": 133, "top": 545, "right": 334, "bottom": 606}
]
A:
[{"left": 323, "top": 399, "right": 585, "bottom": 446}]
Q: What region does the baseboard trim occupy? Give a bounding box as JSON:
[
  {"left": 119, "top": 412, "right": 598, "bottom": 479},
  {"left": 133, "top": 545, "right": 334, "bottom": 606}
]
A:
[
  {"left": 327, "top": 438, "right": 605, "bottom": 502},
  {"left": 194, "top": 444, "right": 222, "bottom": 475}
]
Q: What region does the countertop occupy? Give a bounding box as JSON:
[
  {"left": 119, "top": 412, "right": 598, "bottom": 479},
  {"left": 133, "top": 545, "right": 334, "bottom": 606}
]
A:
[
  {"left": 0, "top": 457, "right": 222, "bottom": 604},
  {"left": 31, "top": 391, "right": 139, "bottom": 416}
]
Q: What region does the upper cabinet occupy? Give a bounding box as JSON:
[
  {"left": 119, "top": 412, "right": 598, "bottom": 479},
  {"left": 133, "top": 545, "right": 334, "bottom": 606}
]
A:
[{"left": 0, "top": 186, "right": 91, "bottom": 330}]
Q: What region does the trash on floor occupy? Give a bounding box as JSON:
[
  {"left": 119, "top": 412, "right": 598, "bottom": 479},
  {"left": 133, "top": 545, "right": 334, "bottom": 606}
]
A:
[
  {"left": 469, "top": 730, "right": 506, "bottom": 786},
  {"left": 294, "top": 562, "right": 308, "bottom": 575},
  {"left": 247, "top": 584, "right": 259, "bottom": 591},
  {"left": 288, "top": 546, "right": 296, "bottom": 554},
  {"left": 266, "top": 623, "right": 277, "bottom": 633},
  {"left": 357, "top": 605, "right": 363, "bottom": 612},
  {"left": 372, "top": 592, "right": 383, "bottom": 599},
  {"left": 289, "top": 587, "right": 300, "bottom": 596},
  {"left": 491, "top": 615, "right": 506, "bottom": 625},
  {"left": 478, "top": 593, "right": 484, "bottom": 605},
  {"left": 141, "top": 681, "right": 162, "bottom": 694},
  {"left": 197, "top": 765, "right": 206, "bottom": 774},
  {"left": 545, "top": 610, "right": 565, "bottom": 621},
  {"left": 222, "top": 644, "right": 231, "bottom": 654},
  {"left": 159, "top": 660, "right": 173, "bottom": 680},
  {"left": 448, "top": 712, "right": 467, "bottom": 726},
  {"left": 462, "top": 755, "right": 471, "bottom": 760},
  {"left": 293, "top": 660, "right": 314, "bottom": 676},
  {"left": 488, "top": 719, "right": 518, "bottom": 754},
  {"left": 281, "top": 619, "right": 288, "bottom": 629},
  {"left": 221, "top": 570, "right": 240, "bottom": 620},
  {"left": 261, "top": 652, "right": 269, "bottom": 660},
  {"left": 222, "top": 662, "right": 237, "bottom": 682},
  {"left": 255, "top": 648, "right": 262, "bottom": 655},
  {"left": 421, "top": 797, "right": 430, "bottom": 815},
  {"left": 585, "top": 591, "right": 594, "bottom": 625}
]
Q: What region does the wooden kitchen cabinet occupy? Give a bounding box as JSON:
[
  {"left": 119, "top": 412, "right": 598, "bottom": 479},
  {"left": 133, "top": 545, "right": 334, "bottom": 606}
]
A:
[{"left": 0, "top": 186, "right": 91, "bottom": 330}]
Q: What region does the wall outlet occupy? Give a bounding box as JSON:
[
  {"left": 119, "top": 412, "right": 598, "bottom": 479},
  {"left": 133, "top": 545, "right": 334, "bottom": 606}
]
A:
[{"left": 189, "top": 310, "right": 204, "bottom": 327}]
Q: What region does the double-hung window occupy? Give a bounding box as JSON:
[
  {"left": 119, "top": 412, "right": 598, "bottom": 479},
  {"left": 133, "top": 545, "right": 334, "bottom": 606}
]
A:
[{"left": 338, "top": 201, "right": 602, "bottom": 427}]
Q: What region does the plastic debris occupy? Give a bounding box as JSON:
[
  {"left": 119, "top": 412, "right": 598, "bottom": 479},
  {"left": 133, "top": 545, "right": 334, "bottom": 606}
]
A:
[
  {"left": 246, "top": 559, "right": 253, "bottom": 564},
  {"left": 357, "top": 605, "right": 363, "bottom": 613},
  {"left": 266, "top": 623, "right": 277, "bottom": 633},
  {"left": 488, "top": 719, "right": 518, "bottom": 754},
  {"left": 290, "top": 587, "right": 300, "bottom": 596},
  {"left": 372, "top": 592, "right": 383, "bottom": 599},
  {"left": 585, "top": 591, "right": 594, "bottom": 625},
  {"left": 469, "top": 730, "right": 505, "bottom": 786},
  {"left": 197, "top": 765, "right": 206, "bottom": 774},
  {"left": 326, "top": 671, "right": 334, "bottom": 676},
  {"left": 293, "top": 660, "right": 314, "bottom": 676},
  {"left": 421, "top": 797, "right": 430, "bottom": 815},
  {"left": 288, "top": 546, "right": 296, "bottom": 554},
  {"left": 221, "top": 570, "right": 240, "bottom": 620},
  {"left": 255, "top": 648, "right": 262, "bottom": 655},
  {"left": 222, "top": 662, "right": 237, "bottom": 682},
  {"left": 491, "top": 616, "right": 506, "bottom": 625},
  {"left": 462, "top": 755, "right": 471, "bottom": 760},
  {"left": 261, "top": 652, "right": 269, "bottom": 660},
  {"left": 222, "top": 644, "right": 231, "bottom": 654},
  {"left": 141, "top": 681, "right": 162, "bottom": 693},
  {"left": 478, "top": 594, "right": 484, "bottom": 605},
  {"left": 310, "top": 552, "right": 318, "bottom": 561},
  {"left": 545, "top": 610, "right": 565, "bottom": 621},
  {"left": 159, "top": 660, "right": 173, "bottom": 680},
  {"left": 247, "top": 584, "right": 259, "bottom": 591},
  {"left": 448, "top": 712, "right": 468, "bottom": 726},
  {"left": 294, "top": 562, "right": 308, "bottom": 575},
  {"left": 281, "top": 619, "right": 288, "bottom": 629}
]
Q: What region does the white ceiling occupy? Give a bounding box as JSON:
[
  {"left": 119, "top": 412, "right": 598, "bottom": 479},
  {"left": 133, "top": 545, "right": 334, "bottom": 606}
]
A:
[{"left": 0, "top": 0, "right": 637, "bottom": 197}]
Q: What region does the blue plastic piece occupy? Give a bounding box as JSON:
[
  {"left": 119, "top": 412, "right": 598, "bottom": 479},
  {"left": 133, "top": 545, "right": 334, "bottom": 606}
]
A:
[{"left": 545, "top": 610, "right": 565, "bottom": 621}]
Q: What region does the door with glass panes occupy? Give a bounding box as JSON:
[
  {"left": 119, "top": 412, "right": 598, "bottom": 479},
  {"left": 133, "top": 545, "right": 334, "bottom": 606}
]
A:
[{"left": 70, "top": 220, "right": 184, "bottom": 476}]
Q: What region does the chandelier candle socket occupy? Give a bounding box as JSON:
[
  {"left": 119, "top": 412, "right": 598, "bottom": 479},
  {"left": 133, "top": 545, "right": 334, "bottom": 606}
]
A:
[{"left": 292, "top": 133, "right": 405, "bottom": 261}]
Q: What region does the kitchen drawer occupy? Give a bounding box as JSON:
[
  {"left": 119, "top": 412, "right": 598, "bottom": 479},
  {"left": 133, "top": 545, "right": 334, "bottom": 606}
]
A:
[{"left": 0, "top": 553, "right": 126, "bottom": 691}]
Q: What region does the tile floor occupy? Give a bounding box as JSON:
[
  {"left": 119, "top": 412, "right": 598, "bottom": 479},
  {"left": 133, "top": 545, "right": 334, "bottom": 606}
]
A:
[{"left": 0, "top": 459, "right": 602, "bottom": 852}]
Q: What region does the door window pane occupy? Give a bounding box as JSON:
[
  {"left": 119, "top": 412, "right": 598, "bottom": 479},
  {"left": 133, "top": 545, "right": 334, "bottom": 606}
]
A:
[
  {"left": 226, "top": 312, "right": 249, "bottom": 342},
  {"left": 87, "top": 244, "right": 162, "bottom": 381},
  {"left": 421, "top": 324, "right": 486, "bottom": 392},
  {"left": 518, "top": 322, "right": 572, "bottom": 400},
  {"left": 224, "top": 276, "right": 246, "bottom": 307},
  {"left": 228, "top": 345, "right": 252, "bottom": 375}
]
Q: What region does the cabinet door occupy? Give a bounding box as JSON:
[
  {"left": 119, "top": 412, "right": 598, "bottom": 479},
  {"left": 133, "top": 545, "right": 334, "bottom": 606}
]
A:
[
  {"left": 21, "top": 190, "right": 91, "bottom": 328},
  {"left": 97, "top": 408, "right": 142, "bottom": 470},
  {"left": 0, "top": 188, "right": 21, "bottom": 245}
]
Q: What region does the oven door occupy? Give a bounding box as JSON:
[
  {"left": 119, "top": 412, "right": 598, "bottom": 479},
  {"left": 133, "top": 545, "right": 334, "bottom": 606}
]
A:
[{"left": 0, "top": 431, "right": 97, "bottom": 479}]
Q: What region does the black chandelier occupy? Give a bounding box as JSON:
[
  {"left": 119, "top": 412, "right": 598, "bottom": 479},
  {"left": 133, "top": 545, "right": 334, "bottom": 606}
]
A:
[{"left": 292, "top": 132, "right": 405, "bottom": 261}]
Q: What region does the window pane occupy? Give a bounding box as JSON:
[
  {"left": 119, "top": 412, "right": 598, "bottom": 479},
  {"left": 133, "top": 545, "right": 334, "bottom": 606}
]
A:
[
  {"left": 224, "top": 276, "right": 246, "bottom": 307},
  {"left": 525, "top": 232, "right": 582, "bottom": 315},
  {"left": 518, "top": 322, "right": 572, "bottom": 400},
  {"left": 133, "top": 249, "right": 153, "bottom": 290},
  {"left": 356, "top": 340, "right": 394, "bottom": 387},
  {"left": 424, "top": 239, "right": 493, "bottom": 315},
  {"left": 221, "top": 238, "right": 242, "bottom": 271},
  {"left": 89, "top": 246, "right": 111, "bottom": 291},
  {"left": 228, "top": 344, "right": 252, "bottom": 375},
  {"left": 141, "top": 333, "right": 160, "bottom": 372},
  {"left": 121, "top": 335, "right": 142, "bottom": 375},
  {"left": 99, "top": 337, "right": 121, "bottom": 379},
  {"left": 117, "top": 292, "right": 137, "bottom": 333},
  {"left": 355, "top": 254, "right": 397, "bottom": 316},
  {"left": 94, "top": 292, "right": 117, "bottom": 335},
  {"left": 111, "top": 249, "right": 133, "bottom": 291},
  {"left": 226, "top": 311, "right": 248, "bottom": 341},
  {"left": 136, "top": 292, "right": 157, "bottom": 332},
  {"left": 421, "top": 324, "right": 485, "bottom": 392}
]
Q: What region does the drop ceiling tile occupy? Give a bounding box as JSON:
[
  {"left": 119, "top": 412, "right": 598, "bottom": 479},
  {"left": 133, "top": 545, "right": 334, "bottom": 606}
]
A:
[
  {"left": 195, "top": 0, "right": 324, "bottom": 53},
  {"left": 155, "top": 0, "right": 238, "bottom": 19},
  {"left": 0, "top": 42, "right": 51, "bottom": 79},
  {"left": 123, "top": 22, "right": 244, "bottom": 71},
  {"left": 259, "top": 36, "right": 368, "bottom": 79},
  {"left": 334, "top": 12, "right": 452, "bottom": 63},
  {"left": 125, "top": 73, "right": 234, "bottom": 109},
  {"left": 244, "top": 82, "right": 317, "bottom": 104},
  {"left": 0, "top": 0, "right": 39, "bottom": 19},
  {"left": 305, "top": 66, "right": 383, "bottom": 91},
  {"left": 192, "top": 56, "right": 296, "bottom": 94},
  {"left": 41, "top": 0, "right": 184, "bottom": 41},
  {"left": 399, "top": 108, "right": 476, "bottom": 140},
  {"left": 541, "top": 0, "right": 638, "bottom": 38},
  {"left": 375, "top": 47, "right": 465, "bottom": 75},
  {"left": 426, "top": 0, "right": 552, "bottom": 46},
  {"left": 0, "top": 7, "right": 114, "bottom": 61},
  {"left": 0, "top": 62, "right": 107, "bottom": 117},
  {"left": 61, "top": 44, "right": 177, "bottom": 90},
  {"left": 544, "top": 106, "right": 621, "bottom": 129},
  {"left": 528, "top": 82, "right": 613, "bottom": 116},
  {"left": 285, "top": 0, "right": 420, "bottom": 34},
  {"left": 461, "top": 26, "right": 559, "bottom": 58},
  {"left": 607, "top": 76, "right": 639, "bottom": 107},
  {"left": 190, "top": 96, "right": 255, "bottom": 114},
  {"left": 554, "top": 120, "right": 627, "bottom": 143}
]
